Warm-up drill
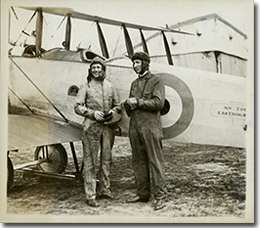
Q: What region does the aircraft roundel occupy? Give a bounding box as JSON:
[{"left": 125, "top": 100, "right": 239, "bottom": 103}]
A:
[{"left": 156, "top": 73, "right": 194, "bottom": 139}]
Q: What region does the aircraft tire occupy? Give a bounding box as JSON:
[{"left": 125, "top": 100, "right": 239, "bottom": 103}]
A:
[
  {"left": 156, "top": 73, "right": 195, "bottom": 139},
  {"left": 7, "top": 156, "right": 14, "bottom": 191},
  {"left": 34, "top": 144, "right": 68, "bottom": 174}
]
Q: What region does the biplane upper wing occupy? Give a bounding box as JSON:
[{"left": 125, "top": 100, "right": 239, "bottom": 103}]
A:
[
  {"left": 19, "top": 6, "right": 193, "bottom": 34},
  {"left": 8, "top": 114, "right": 83, "bottom": 151},
  {"left": 17, "top": 6, "right": 194, "bottom": 61}
]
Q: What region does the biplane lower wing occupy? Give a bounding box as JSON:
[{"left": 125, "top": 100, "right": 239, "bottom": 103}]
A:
[{"left": 8, "top": 114, "right": 83, "bottom": 151}]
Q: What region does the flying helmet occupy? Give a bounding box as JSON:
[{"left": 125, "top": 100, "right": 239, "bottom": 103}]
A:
[
  {"left": 90, "top": 56, "right": 106, "bottom": 71},
  {"left": 131, "top": 52, "right": 150, "bottom": 74},
  {"left": 131, "top": 52, "right": 150, "bottom": 63}
]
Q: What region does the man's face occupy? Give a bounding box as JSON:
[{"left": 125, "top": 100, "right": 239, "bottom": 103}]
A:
[
  {"left": 91, "top": 63, "right": 103, "bottom": 78},
  {"left": 133, "top": 59, "right": 142, "bottom": 74}
]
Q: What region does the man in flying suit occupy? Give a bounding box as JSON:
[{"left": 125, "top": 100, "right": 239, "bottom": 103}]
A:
[
  {"left": 74, "top": 57, "right": 120, "bottom": 207},
  {"left": 124, "top": 52, "right": 168, "bottom": 210}
]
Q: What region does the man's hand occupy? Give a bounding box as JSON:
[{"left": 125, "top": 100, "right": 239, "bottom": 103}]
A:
[
  {"left": 126, "top": 98, "right": 138, "bottom": 110},
  {"left": 94, "top": 111, "right": 105, "bottom": 121}
]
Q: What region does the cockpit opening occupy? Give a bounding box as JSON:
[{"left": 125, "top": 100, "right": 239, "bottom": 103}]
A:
[
  {"left": 80, "top": 49, "right": 106, "bottom": 62},
  {"left": 9, "top": 44, "right": 106, "bottom": 64}
]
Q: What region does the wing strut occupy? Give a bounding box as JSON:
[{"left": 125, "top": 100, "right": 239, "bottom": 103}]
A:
[
  {"left": 11, "top": 6, "right": 19, "bottom": 20},
  {"left": 122, "top": 24, "right": 134, "bottom": 58},
  {"left": 162, "top": 31, "right": 173, "bottom": 65},
  {"left": 139, "top": 29, "right": 149, "bottom": 54},
  {"left": 64, "top": 14, "right": 71, "bottom": 50},
  {"left": 97, "top": 22, "right": 109, "bottom": 58},
  {"left": 9, "top": 57, "right": 69, "bottom": 123},
  {"left": 35, "top": 8, "right": 43, "bottom": 57},
  {"left": 15, "top": 9, "right": 37, "bottom": 45}
]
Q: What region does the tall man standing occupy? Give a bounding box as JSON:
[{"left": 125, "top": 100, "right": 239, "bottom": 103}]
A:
[{"left": 124, "top": 52, "right": 168, "bottom": 210}]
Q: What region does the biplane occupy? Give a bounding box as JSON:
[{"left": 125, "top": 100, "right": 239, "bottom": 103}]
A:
[{"left": 6, "top": 7, "right": 248, "bottom": 190}]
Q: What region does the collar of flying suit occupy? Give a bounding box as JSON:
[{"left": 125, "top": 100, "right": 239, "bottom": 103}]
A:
[
  {"left": 138, "top": 70, "right": 148, "bottom": 78},
  {"left": 136, "top": 71, "right": 152, "bottom": 99}
]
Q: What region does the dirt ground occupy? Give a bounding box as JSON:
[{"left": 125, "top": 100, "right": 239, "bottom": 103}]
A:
[{"left": 6, "top": 137, "right": 247, "bottom": 222}]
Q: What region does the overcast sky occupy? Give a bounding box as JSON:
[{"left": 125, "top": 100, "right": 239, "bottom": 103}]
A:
[
  {"left": 6, "top": 0, "right": 253, "bottom": 37},
  {"left": 67, "top": 0, "right": 252, "bottom": 34},
  {"left": 4, "top": 0, "right": 253, "bottom": 55}
]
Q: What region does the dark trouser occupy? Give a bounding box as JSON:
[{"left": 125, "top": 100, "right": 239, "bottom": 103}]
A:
[
  {"left": 129, "top": 126, "right": 167, "bottom": 200},
  {"left": 82, "top": 123, "right": 115, "bottom": 200}
]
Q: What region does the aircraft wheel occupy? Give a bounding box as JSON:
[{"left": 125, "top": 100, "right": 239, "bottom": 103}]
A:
[
  {"left": 34, "top": 144, "right": 68, "bottom": 174},
  {"left": 7, "top": 156, "right": 14, "bottom": 191}
]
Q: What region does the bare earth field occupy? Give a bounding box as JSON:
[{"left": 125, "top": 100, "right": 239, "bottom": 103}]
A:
[{"left": 6, "top": 137, "right": 246, "bottom": 222}]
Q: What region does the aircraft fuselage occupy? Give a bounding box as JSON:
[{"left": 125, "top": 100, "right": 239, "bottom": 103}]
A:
[{"left": 8, "top": 56, "right": 247, "bottom": 148}]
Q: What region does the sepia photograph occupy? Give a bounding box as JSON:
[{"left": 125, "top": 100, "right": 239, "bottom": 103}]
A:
[{"left": 0, "top": 0, "right": 254, "bottom": 223}]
